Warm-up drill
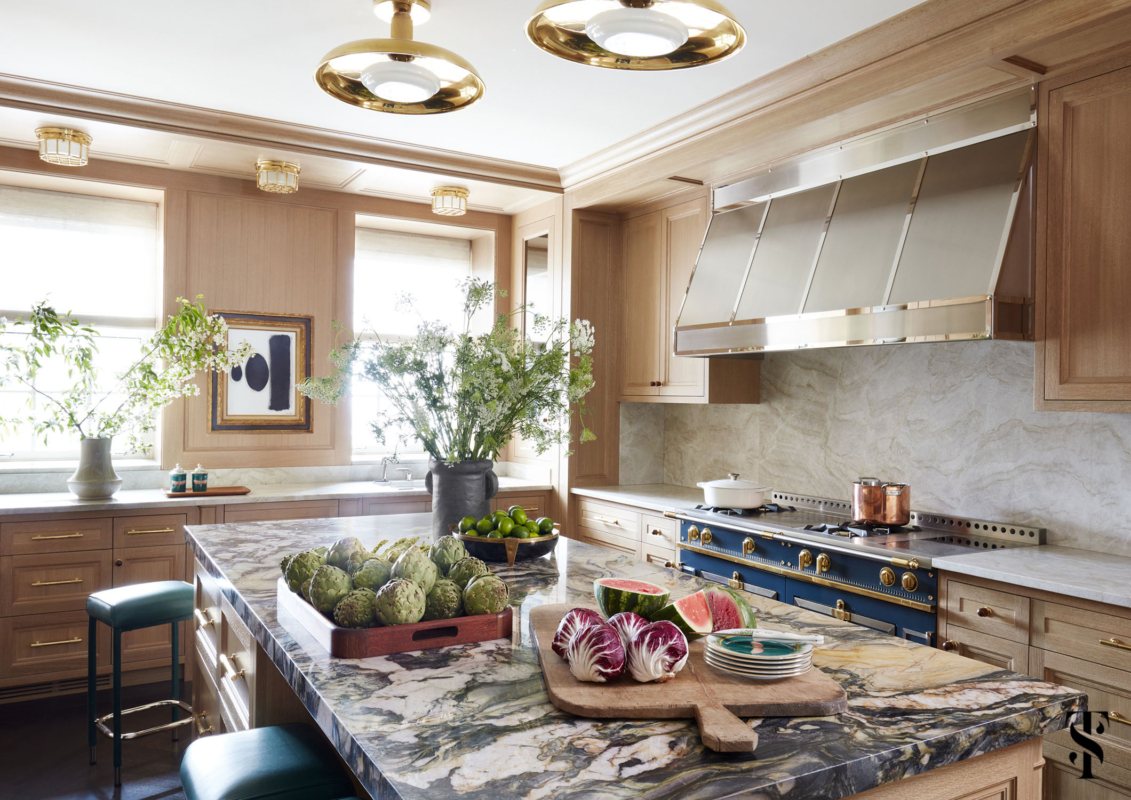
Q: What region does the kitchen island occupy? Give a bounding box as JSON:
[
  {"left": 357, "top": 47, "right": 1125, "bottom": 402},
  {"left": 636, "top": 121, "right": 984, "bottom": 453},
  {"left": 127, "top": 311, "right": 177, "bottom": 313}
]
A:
[{"left": 185, "top": 515, "right": 1083, "bottom": 800}]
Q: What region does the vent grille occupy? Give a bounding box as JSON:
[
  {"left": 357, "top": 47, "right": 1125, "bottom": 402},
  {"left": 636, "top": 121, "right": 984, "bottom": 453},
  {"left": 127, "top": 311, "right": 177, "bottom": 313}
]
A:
[{"left": 0, "top": 674, "right": 111, "bottom": 705}]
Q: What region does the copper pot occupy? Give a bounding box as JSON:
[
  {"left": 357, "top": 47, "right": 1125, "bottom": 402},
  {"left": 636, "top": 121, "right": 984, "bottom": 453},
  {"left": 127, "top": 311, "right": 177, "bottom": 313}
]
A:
[
  {"left": 880, "top": 483, "right": 911, "bottom": 526},
  {"left": 852, "top": 478, "right": 883, "bottom": 524}
]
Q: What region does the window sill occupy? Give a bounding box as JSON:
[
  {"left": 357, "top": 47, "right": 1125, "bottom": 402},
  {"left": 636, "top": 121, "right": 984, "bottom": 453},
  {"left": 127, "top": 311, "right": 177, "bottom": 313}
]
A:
[{"left": 0, "top": 459, "right": 160, "bottom": 475}]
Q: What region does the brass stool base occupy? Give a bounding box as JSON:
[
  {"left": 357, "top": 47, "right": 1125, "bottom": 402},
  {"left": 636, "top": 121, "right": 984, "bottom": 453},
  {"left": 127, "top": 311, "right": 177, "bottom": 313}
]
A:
[{"left": 95, "top": 699, "right": 195, "bottom": 742}]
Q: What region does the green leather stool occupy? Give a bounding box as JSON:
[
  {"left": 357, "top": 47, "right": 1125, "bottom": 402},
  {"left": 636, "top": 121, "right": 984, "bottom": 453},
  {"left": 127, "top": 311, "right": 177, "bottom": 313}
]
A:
[
  {"left": 180, "top": 724, "right": 355, "bottom": 800},
  {"left": 87, "top": 580, "right": 195, "bottom": 786}
]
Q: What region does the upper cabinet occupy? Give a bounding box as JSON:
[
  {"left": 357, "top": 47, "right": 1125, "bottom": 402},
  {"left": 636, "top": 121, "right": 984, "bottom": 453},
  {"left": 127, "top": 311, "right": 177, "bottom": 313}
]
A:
[
  {"left": 620, "top": 194, "right": 759, "bottom": 404},
  {"left": 1038, "top": 56, "right": 1131, "bottom": 412}
]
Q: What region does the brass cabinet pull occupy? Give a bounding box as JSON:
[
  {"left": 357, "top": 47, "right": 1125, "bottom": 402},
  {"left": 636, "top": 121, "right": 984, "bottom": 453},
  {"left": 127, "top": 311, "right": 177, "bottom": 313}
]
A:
[
  {"left": 126, "top": 527, "right": 175, "bottom": 535},
  {"left": 1101, "top": 638, "right": 1131, "bottom": 652},
  {"left": 593, "top": 516, "right": 620, "bottom": 526},
  {"left": 219, "top": 653, "right": 245, "bottom": 681},
  {"left": 193, "top": 608, "right": 215, "bottom": 629},
  {"left": 649, "top": 528, "right": 665, "bottom": 537},
  {"left": 31, "top": 637, "right": 82, "bottom": 648},
  {"left": 31, "top": 578, "right": 83, "bottom": 587},
  {"left": 1110, "top": 711, "right": 1131, "bottom": 727},
  {"left": 663, "top": 561, "right": 675, "bottom": 568},
  {"left": 941, "top": 640, "right": 958, "bottom": 652},
  {"left": 31, "top": 532, "right": 84, "bottom": 540},
  {"left": 194, "top": 713, "right": 214, "bottom": 735},
  {"left": 976, "top": 606, "right": 993, "bottom": 618}
]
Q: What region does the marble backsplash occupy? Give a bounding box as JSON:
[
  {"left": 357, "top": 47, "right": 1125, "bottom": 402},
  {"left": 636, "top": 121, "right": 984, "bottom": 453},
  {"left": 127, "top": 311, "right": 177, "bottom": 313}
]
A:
[{"left": 622, "top": 341, "right": 1131, "bottom": 556}]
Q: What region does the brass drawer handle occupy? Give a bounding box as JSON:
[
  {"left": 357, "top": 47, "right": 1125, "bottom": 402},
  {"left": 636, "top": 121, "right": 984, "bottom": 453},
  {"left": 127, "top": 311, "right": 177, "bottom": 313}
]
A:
[
  {"left": 31, "top": 578, "right": 83, "bottom": 587},
  {"left": 941, "top": 640, "right": 958, "bottom": 652},
  {"left": 1110, "top": 711, "right": 1131, "bottom": 727},
  {"left": 31, "top": 532, "right": 84, "bottom": 540},
  {"left": 976, "top": 607, "right": 993, "bottom": 618},
  {"left": 219, "top": 653, "right": 245, "bottom": 682},
  {"left": 126, "top": 527, "right": 176, "bottom": 535},
  {"left": 1101, "top": 638, "right": 1131, "bottom": 652},
  {"left": 593, "top": 516, "right": 620, "bottom": 526},
  {"left": 31, "top": 637, "right": 82, "bottom": 648},
  {"left": 193, "top": 608, "right": 216, "bottom": 629},
  {"left": 194, "top": 713, "right": 214, "bottom": 735},
  {"left": 649, "top": 529, "right": 665, "bottom": 537}
]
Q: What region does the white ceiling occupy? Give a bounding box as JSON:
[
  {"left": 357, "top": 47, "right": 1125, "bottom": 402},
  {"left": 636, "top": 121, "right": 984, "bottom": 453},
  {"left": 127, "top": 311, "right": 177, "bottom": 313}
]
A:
[{"left": 0, "top": 0, "right": 926, "bottom": 170}]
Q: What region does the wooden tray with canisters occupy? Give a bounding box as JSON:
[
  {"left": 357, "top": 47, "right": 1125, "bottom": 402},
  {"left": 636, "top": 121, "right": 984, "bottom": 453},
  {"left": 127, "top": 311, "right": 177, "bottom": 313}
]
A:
[
  {"left": 276, "top": 578, "right": 513, "bottom": 658},
  {"left": 530, "top": 603, "right": 847, "bottom": 753},
  {"left": 163, "top": 486, "right": 251, "bottom": 498}
]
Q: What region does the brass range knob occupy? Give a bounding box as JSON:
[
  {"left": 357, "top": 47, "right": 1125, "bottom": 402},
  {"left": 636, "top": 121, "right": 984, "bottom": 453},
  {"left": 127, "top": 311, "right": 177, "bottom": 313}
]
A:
[
  {"left": 901, "top": 572, "right": 918, "bottom": 593},
  {"left": 742, "top": 537, "right": 756, "bottom": 556},
  {"left": 701, "top": 528, "right": 713, "bottom": 544},
  {"left": 798, "top": 549, "right": 813, "bottom": 569},
  {"left": 879, "top": 567, "right": 896, "bottom": 587},
  {"left": 816, "top": 553, "right": 831, "bottom": 574},
  {"left": 688, "top": 525, "right": 700, "bottom": 541}
]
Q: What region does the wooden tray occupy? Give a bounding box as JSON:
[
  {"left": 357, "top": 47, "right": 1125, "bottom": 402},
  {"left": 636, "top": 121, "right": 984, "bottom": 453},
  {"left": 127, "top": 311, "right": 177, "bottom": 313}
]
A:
[
  {"left": 277, "top": 577, "right": 513, "bottom": 658},
  {"left": 531, "top": 603, "right": 847, "bottom": 753},
  {"left": 163, "top": 485, "right": 251, "bottom": 498}
]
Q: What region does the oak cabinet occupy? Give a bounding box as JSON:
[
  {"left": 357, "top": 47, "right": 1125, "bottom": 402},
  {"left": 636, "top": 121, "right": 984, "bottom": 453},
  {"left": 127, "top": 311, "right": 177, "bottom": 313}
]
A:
[
  {"left": 622, "top": 211, "right": 664, "bottom": 397},
  {"left": 114, "top": 544, "right": 187, "bottom": 665},
  {"left": 941, "top": 625, "right": 1029, "bottom": 674}
]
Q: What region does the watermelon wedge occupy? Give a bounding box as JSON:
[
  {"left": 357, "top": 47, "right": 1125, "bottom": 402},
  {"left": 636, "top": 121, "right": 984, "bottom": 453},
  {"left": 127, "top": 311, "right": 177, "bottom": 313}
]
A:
[
  {"left": 650, "top": 589, "right": 713, "bottom": 639},
  {"left": 593, "top": 578, "right": 670, "bottom": 619},
  {"left": 705, "top": 586, "right": 758, "bottom": 631}
]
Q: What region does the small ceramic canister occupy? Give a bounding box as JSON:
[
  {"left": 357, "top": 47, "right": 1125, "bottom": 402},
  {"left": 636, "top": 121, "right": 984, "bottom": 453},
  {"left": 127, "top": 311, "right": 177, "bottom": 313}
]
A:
[
  {"left": 191, "top": 464, "right": 208, "bottom": 493},
  {"left": 169, "top": 464, "right": 187, "bottom": 493}
]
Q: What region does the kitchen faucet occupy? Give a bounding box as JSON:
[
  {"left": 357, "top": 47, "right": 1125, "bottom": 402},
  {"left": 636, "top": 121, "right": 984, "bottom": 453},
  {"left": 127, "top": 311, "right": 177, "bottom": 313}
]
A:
[{"left": 374, "top": 443, "right": 400, "bottom": 483}]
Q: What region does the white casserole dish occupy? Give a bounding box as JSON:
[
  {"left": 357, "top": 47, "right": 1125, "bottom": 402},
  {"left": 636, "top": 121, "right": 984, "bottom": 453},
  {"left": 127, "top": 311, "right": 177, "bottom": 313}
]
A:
[{"left": 697, "top": 474, "right": 771, "bottom": 509}]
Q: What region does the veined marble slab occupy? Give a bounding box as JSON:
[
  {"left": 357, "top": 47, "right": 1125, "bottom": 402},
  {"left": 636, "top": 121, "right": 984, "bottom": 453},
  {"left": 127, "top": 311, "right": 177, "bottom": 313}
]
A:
[
  {"left": 571, "top": 484, "right": 703, "bottom": 514},
  {"left": 186, "top": 514, "right": 1082, "bottom": 800},
  {"left": 0, "top": 477, "right": 551, "bottom": 517},
  {"left": 935, "top": 545, "right": 1131, "bottom": 609}
]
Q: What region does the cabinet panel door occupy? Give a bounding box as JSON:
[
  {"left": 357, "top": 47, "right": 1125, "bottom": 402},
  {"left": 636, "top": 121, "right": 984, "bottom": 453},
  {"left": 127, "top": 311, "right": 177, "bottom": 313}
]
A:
[
  {"left": 660, "top": 197, "right": 708, "bottom": 397},
  {"left": 622, "top": 211, "right": 663, "bottom": 396},
  {"left": 1, "top": 550, "right": 113, "bottom": 616},
  {"left": 113, "top": 545, "right": 187, "bottom": 664},
  {"left": 221, "top": 501, "right": 339, "bottom": 524},
  {"left": 941, "top": 625, "right": 1028, "bottom": 674},
  {"left": 360, "top": 499, "right": 431, "bottom": 517},
  {"left": 1030, "top": 646, "right": 1131, "bottom": 759}
]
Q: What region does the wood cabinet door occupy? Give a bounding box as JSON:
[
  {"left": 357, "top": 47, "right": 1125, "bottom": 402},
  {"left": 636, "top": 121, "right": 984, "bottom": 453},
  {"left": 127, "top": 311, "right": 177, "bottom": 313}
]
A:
[
  {"left": 1042, "top": 65, "right": 1131, "bottom": 405},
  {"left": 621, "top": 211, "right": 663, "bottom": 396},
  {"left": 660, "top": 197, "right": 708, "bottom": 397},
  {"left": 113, "top": 544, "right": 187, "bottom": 664},
  {"left": 941, "top": 625, "right": 1029, "bottom": 675},
  {"left": 360, "top": 499, "right": 431, "bottom": 517}
]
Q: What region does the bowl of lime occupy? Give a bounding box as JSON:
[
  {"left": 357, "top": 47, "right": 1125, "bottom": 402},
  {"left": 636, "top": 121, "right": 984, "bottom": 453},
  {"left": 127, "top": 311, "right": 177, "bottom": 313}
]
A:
[{"left": 451, "top": 505, "right": 560, "bottom": 567}]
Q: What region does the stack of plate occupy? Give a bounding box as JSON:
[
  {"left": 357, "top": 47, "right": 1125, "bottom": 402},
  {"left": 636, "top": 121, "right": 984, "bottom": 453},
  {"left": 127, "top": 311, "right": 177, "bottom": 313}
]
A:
[{"left": 703, "top": 633, "right": 813, "bottom": 681}]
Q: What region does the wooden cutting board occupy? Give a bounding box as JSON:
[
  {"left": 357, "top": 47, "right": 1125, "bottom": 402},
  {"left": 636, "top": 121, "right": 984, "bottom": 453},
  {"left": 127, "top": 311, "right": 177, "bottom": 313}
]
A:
[
  {"left": 531, "top": 603, "right": 847, "bottom": 753},
  {"left": 163, "top": 486, "right": 251, "bottom": 498}
]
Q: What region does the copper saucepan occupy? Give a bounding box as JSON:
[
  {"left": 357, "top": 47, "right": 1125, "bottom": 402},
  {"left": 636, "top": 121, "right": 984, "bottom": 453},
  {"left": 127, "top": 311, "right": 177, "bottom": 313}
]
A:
[{"left": 852, "top": 478, "right": 911, "bottom": 527}]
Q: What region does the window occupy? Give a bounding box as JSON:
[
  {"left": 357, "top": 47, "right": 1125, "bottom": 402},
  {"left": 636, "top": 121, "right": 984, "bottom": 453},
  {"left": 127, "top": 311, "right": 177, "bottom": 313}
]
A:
[
  {"left": 352, "top": 226, "right": 473, "bottom": 456},
  {"left": 0, "top": 183, "right": 161, "bottom": 461}
]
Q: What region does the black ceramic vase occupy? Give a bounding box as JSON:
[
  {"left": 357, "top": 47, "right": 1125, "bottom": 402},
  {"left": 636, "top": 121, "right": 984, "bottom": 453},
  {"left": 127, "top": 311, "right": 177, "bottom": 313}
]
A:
[{"left": 426, "top": 458, "right": 499, "bottom": 540}]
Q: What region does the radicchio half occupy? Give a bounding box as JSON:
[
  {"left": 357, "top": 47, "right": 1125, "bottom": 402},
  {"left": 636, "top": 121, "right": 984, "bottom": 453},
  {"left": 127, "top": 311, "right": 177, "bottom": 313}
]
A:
[
  {"left": 626, "top": 620, "right": 689, "bottom": 683},
  {"left": 606, "top": 611, "right": 649, "bottom": 647},
  {"left": 552, "top": 607, "right": 603, "bottom": 661},
  {"left": 566, "top": 623, "right": 626, "bottom": 683}
]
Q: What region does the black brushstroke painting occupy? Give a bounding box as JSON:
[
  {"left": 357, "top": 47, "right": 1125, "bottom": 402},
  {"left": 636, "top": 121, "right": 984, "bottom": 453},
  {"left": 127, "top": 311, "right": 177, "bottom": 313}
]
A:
[
  {"left": 268, "top": 334, "right": 292, "bottom": 412},
  {"left": 231, "top": 364, "right": 243, "bottom": 382},
  {"left": 245, "top": 353, "right": 269, "bottom": 392}
]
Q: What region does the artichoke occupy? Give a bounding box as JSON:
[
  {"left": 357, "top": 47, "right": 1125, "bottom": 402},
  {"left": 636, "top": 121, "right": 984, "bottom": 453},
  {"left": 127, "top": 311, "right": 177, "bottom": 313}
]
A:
[
  {"left": 352, "top": 558, "right": 392, "bottom": 592},
  {"left": 392, "top": 547, "right": 439, "bottom": 595},
  {"left": 308, "top": 565, "right": 353, "bottom": 616},
  {"left": 383, "top": 538, "right": 420, "bottom": 564},
  {"left": 447, "top": 557, "right": 489, "bottom": 590},
  {"left": 285, "top": 550, "right": 326, "bottom": 593},
  {"left": 301, "top": 578, "right": 313, "bottom": 603},
  {"left": 462, "top": 574, "right": 510, "bottom": 616},
  {"left": 333, "top": 588, "right": 379, "bottom": 628},
  {"left": 423, "top": 579, "right": 463, "bottom": 621},
  {"left": 429, "top": 536, "right": 468, "bottom": 575},
  {"left": 312, "top": 545, "right": 329, "bottom": 557},
  {"left": 327, "top": 537, "right": 368, "bottom": 571},
  {"left": 374, "top": 579, "right": 426, "bottom": 626},
  {"left": 345, "top": 549, "right": 371, "bottom": 576},
  {"left": 280, "top": 553, "right": 296, "bottom": 575}
]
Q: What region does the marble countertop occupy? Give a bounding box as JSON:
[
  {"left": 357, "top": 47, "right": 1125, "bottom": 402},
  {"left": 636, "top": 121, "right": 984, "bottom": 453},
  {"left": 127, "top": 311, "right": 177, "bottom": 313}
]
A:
[
  {"left": 0, "top": 477, "right": 551, "bottom": 517},
  {"left": 570, "top": 483, "right": 703, "bottom": 513},
  {"left": 935, "top": 544, "right": 1131, "bottom": 609},
  {"left": 186, "top": 514, "right": 1082, "bottom": 800}
]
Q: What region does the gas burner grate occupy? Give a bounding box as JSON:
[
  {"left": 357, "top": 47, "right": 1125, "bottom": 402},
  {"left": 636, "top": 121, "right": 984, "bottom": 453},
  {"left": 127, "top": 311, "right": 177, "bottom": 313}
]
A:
[
  {"left": 803, "top": 521, "right": 923, "bottom": 537},
  {"left": 695, "top": 503, "right": 796, "bottom": 517}
]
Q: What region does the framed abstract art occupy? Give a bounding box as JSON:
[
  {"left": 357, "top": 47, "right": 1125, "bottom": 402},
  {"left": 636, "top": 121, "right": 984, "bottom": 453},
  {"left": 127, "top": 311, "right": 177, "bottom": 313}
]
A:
[{"left": 209, "top": 310, "right": 313, "bottom": 433}]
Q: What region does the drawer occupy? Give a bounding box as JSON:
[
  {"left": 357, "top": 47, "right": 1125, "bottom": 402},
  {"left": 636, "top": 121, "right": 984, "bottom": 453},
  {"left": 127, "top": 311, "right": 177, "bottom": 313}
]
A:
[
  {"left": 113, "top": 514, "right": 187, "bottom": 549},
  {"left": 221, "top": 501, "right": 338, "bottom": 524},
  {"left": 1044, "top": 739, "right": 1131, "bottom": 797},
  {"left": 192, "top": 649, "right": 227, "bottom": 737},
  {"left": 941, "top": 625, "right": 1029, "bottom": 675},
  {"left": 219, "top": 595, "right": 253, "bottom": 728},
  {"left": 1032, "top": 600, "right": 1131, "bottom": 672},
  {"left": 0, "top": 551, "right": 113, "bottom": 616},
  {"left": 944, "top": 580, "right": 1029, "bottom": 644},
  {"left": 493, "top": 494, "right": 548, "bottom": 517},
  {"left": 1031, "top": 647, "right": 1131, "bottom": 762},
  {"left": 578, "top": 499, "right": 640, "bottom": 539},
  {"left": 0, "top": 610, "right": 109, "bottom": 679},
  {"left": 579, "top": 526, "right": 641, "bottom": 559},
  {"left": 361, "top": 498, "right": 430, "bottom": 516},
  {"left": 1, "top": 517, "right": 113, "bottom": 556},
  {"left": 641, "top": 514, "right": 677, "bottom": 550},
  {"left": 193, "top": 563, "right": 222, "bottom": 668},
  {"left": 642, "top": 543, "right": 676, "bottom": 569}
]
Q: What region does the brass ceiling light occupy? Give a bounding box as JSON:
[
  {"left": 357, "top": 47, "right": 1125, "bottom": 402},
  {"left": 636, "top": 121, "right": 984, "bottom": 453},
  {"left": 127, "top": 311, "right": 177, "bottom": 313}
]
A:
[
  {"left": 35, "top": 127, "right": 92, "bottom": 166},
  {"left": 257, "top": 160, "right": 300, "bottom": 194},
  {"left": 315, "top": 0, "right": 484, "bottom": 115},
  {"left": 526, "top": 0, "right": 746, "bottom": 70},
  {"left": 431, "top": 187, "right": 469, "bottom": 216}
]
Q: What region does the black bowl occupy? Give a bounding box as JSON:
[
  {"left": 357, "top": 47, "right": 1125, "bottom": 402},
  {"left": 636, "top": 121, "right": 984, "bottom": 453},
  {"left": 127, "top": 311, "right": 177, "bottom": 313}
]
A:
[{"left": 450, "top": 524, "right": 560, "bottom": 567}]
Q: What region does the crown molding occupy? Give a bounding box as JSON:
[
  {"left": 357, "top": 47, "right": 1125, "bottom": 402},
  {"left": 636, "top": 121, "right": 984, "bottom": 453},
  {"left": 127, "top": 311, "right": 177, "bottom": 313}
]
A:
[{"left": 0, "top": 73, "right": 563, "bottom": 194}]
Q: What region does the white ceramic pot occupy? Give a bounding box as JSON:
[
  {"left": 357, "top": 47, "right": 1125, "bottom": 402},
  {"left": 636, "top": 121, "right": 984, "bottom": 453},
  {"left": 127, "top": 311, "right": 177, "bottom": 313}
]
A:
[{"left": 697, "top": 473, "right": 770, "bottom": 509}]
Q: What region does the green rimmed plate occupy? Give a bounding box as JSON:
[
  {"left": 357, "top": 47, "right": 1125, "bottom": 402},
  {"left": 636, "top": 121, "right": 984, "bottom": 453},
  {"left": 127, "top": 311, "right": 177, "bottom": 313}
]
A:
[{"left": 705, "top": 633, "right": 813, "bottom": 661}]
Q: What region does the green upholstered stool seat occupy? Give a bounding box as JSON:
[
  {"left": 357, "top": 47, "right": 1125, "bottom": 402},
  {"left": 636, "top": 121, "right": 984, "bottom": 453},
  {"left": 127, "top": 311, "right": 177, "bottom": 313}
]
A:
[
  {"left": 180, "top": 724, "right": 355, "bottom": 800},
  {"left": 86, "top": 581, "right": 194, "bottom": 631}
]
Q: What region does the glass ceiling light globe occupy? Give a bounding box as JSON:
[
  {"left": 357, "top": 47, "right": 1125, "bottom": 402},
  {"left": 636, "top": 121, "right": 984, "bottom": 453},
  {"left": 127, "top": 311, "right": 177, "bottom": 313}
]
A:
[
  {"left": 585, "top": 7, "right": 690, "bottom": 58},
  {"left": 360, "top": 60, "right": 441, "bottom": 103}
]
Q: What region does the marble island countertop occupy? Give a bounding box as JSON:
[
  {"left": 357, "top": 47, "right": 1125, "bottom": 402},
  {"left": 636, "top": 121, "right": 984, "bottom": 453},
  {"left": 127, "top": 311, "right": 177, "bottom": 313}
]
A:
[
  {"left": 186, "top": 514, "right": 1082, "bottom": 800},
  {"left": 0, "top": 477, "right": 551, "bottom": 517}
]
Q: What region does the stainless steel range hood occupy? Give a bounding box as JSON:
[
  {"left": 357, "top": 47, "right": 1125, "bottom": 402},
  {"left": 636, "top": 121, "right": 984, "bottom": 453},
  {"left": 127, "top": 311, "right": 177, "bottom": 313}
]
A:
[{"left": 673, "top": 91, "right": 1035, "bottom": 357}]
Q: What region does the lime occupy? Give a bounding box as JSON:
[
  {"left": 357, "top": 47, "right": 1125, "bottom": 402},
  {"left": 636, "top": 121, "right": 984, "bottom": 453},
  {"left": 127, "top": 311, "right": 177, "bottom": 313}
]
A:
[
  {"left": 487, "top": 531, "right": 504, "bottom": 539},
  {"left": 509, "top": 507, "right": 528, "bottom": 526},
  {"left": 464, "top": 529, "right": 479, "bottom": 537},
  {"left": 525, "top": 521, "right": 541, "bottom": 535},
  {"left": 476, "top": 517, "right": 495, "bottom": 535},
  {"left": 458, "top": 516, "right": 477, "bottom": 533},
  {"left": 497, "top": 518, "right": 515, "bottom": 536},
  {"left": 536, "top": 517, "right": 555, "bottom": 535},
  {"left": 491, "top": 510, "right": 510, "bottom": 526},
  {"left": 515, "top": 528, "right": 532, "bottom": 539}
]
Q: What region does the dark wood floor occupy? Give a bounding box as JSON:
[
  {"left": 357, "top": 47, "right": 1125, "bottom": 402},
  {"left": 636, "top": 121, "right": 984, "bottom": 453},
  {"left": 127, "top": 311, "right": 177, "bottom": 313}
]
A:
[{"left": 0, "top": 682, "right": 194, "bottom": 800}]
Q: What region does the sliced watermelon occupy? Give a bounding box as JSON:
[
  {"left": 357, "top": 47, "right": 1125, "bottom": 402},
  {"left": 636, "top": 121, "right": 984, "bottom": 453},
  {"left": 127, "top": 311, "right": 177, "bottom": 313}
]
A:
[
  {"left": 593, "top": 578, "right": 670, "bottom": 619},
  {"left": 705, "top": 586, "right": 758, "bottom": 631},
  {"left": 650, "top": 589, "right": 713, "bottom": 639}
]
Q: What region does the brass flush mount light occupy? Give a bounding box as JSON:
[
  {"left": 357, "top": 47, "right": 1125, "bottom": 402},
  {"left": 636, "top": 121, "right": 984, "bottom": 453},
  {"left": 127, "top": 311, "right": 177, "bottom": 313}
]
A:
[
  {"left": 431, "top": 187, "right": 469, "bottom": 216},
  {"left": 315, "top": 0, "right": 484, "bottom": 115},
  {"left": 36, "top": 127, "right": 92, "bottom": 166},
  {"left": 257, "top": 160, "right": 300, "bottom": 194},
  {"left": 526, "top": 0, "right": 745, "bottom": 70}
]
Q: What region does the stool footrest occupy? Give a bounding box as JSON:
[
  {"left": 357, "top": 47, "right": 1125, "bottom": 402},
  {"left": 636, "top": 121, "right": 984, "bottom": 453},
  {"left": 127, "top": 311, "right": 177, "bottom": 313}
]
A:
[{"left": 95, "top": 699, "right": 194, "bottom": 742}]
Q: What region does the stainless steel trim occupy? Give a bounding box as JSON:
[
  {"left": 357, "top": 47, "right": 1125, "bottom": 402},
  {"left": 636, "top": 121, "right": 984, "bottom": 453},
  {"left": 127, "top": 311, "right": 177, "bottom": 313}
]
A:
[
  {"left": 797, "top": 180, "right": 843, "bottom": 314},
  {"left": 986, "top": 129, "right": 1036, "bottom": 295},
  {"left": 701, "top": 569, "right": 779, "bottom": 600},
  {"left": 673, "top": 209, "right": 717, "bottom": 328},
  {"left": 728, "top": 200, "right": 772, "bottom": 323},
  {"left": 902, "top": 628, "right": 934, "bottom": 645},
  {"left": 792, "top": 597, "right": 897, "bottom": 634},
  {"left": 882, "top": 157, "right": 928, "bottom": 305}
]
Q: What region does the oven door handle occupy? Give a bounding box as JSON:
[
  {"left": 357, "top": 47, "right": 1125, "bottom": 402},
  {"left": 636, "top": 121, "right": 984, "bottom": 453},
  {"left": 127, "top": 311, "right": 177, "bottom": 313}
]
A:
[
  {"left": 700, "top": 570, "right": 779, "bottom": 601},
  {"left": 774, "top": 533, "right": 924, "bottom": 568},
  {"left": 792, "top": 597, "right": 896, "bottom": 635}
]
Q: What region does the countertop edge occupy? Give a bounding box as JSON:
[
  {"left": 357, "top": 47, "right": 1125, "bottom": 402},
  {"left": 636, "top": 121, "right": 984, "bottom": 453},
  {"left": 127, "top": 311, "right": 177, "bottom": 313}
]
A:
[{"left": 570, "top": 484, "right": 701, "bottom": 513}]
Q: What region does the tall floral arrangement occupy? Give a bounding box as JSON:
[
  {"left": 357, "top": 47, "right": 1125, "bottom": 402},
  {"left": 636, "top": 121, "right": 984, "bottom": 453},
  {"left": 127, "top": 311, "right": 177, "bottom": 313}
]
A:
[
  {"left": 299, "top": 278, "right": 595, "bottom": 462},
  {"left": 0, "top": 296, "right": 251, "bottom": 453}
]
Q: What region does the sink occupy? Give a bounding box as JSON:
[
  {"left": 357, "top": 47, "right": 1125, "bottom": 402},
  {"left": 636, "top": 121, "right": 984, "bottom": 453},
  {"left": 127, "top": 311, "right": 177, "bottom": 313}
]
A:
[{"left": 377, "top": 480, "right": 426, "bottom": 491}]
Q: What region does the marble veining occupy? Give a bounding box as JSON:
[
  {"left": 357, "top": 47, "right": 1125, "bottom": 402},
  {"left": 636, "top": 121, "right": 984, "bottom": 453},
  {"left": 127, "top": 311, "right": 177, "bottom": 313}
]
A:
[
  {"left": 620, "top": 404, "right": 665, "bottom": 485},
  {"left": 186, "top": 514, "right": 1082, "bottom": 800},
  {"left": 572, "top": 484, "right": 703, "bottom": 514}
]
